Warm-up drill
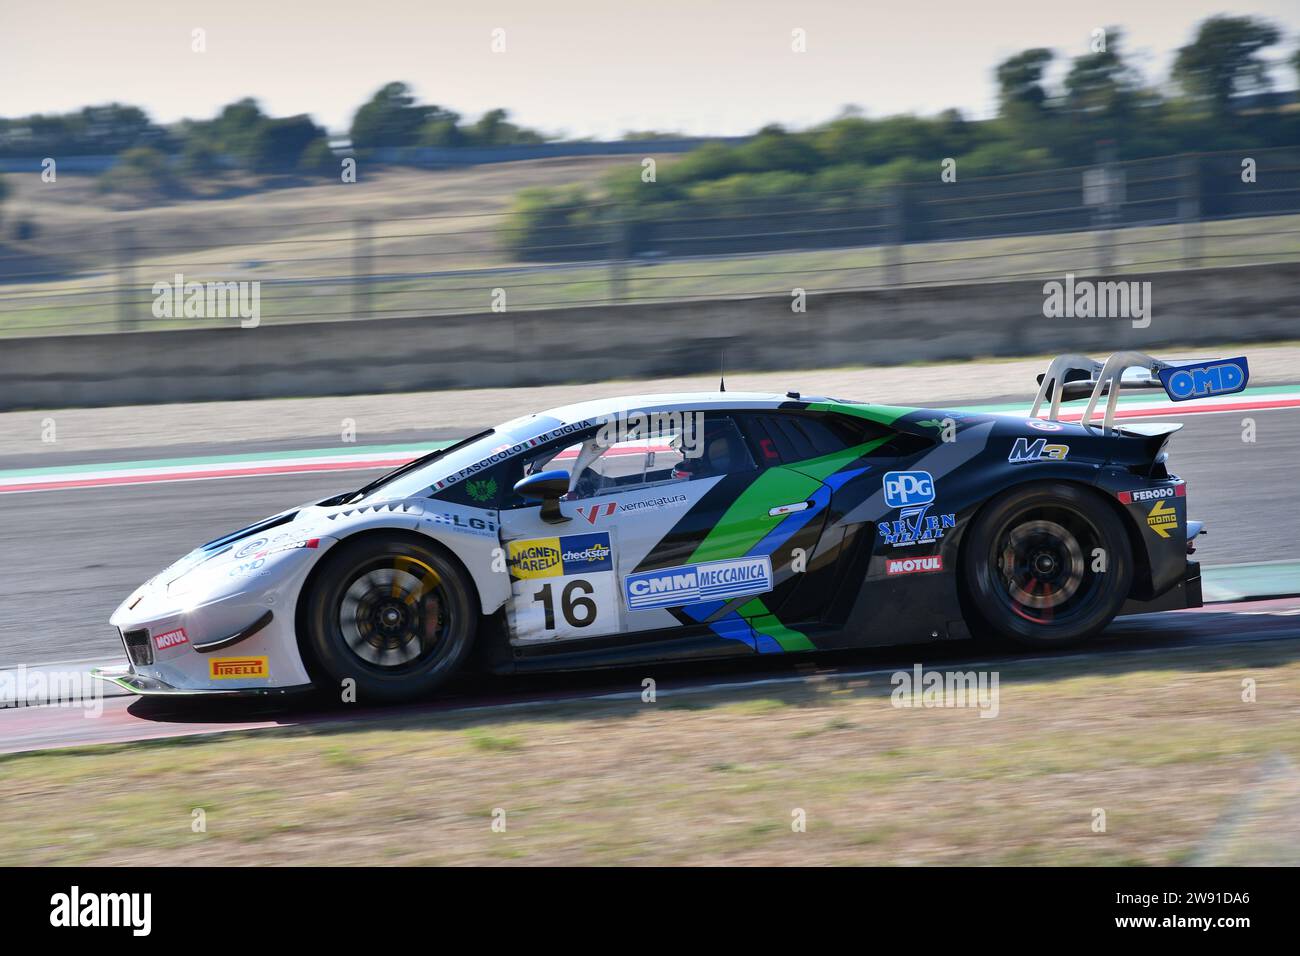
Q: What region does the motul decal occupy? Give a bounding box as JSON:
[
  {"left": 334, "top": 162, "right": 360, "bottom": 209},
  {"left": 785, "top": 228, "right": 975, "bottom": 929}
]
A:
[
  {"left": 153, "top": 628, "right": 189, "bottom": 650},
  {"left": 886, "top": 556, "right": 944, "bottom": 576}
]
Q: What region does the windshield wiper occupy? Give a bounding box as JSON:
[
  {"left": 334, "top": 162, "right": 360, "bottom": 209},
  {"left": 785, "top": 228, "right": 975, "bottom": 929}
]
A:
[{"left": 324, "top": 429, "right": 494, "bottom": 506}]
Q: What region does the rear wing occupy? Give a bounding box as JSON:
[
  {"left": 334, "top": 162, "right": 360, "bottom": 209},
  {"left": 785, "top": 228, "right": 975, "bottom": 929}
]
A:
[{"left": 1030, "top": 351, "right": 1249, "bottom": 433}]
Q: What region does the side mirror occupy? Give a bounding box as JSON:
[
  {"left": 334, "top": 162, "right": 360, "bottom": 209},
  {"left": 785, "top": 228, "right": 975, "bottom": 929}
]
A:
[{"left": 513, "top": 469, "right": 571, "bottom": 524}]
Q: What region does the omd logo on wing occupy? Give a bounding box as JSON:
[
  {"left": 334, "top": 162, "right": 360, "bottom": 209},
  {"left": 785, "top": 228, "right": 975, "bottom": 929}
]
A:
[
  {"left": 1158, "top": 357, "right": 1249, "bottom": 402},
  {"left": 882, "top": 471, "right": 934, "bottom": 508}
]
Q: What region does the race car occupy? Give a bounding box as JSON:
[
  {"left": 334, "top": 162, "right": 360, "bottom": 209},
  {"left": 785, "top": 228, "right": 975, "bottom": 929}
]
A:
[{"left": 96, "top": 350, "right": 1249, "bottom": 702}]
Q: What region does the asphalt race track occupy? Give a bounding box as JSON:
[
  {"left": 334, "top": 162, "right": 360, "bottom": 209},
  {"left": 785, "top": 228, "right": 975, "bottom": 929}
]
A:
[
  {"left": 2, "top": 406, "right": 1295, "bottom": 669},
  {"left": 2, "top": 595, "right": 1298, "bottom": 754},
  {"left": 0, "top": 402, "right": 1297, "bottom": 754}
]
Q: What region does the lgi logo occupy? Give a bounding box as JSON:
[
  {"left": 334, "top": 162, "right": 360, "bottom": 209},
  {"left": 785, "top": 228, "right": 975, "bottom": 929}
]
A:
[{"left": 883, "top": 471, "right": 935, "bottom": 509}]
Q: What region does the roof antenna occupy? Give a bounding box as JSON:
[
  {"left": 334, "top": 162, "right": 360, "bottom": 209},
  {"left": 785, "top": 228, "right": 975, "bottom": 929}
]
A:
[{"left": 719, "top": 349, "right": 726, "bottom": 392}]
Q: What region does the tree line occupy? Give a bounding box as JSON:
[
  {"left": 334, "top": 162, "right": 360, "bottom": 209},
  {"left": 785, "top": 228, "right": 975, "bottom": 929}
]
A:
[
  {"left": 506, "top": 16, "right": 1300, "bottom": 258},
  {"left": 0, "top": 82, "right": 549, "bottom": 199}
]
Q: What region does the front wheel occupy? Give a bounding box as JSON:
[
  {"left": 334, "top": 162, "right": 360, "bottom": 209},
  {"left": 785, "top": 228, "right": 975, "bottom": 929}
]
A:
[
  {"left": 962, "top": 482, "right": 1132, "bottom": 648},
  {"left": 303, "top": 534, "right": 477, "bottom": 703}
]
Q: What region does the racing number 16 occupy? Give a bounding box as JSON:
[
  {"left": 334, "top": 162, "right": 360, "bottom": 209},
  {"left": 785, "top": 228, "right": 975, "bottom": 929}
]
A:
[{"left": 532, "top": 579, "right": 597, "bottom": 630}]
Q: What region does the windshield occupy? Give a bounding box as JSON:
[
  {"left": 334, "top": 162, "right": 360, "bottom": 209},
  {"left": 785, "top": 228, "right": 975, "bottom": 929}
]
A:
[{"left": 359, "top": 413, "right": 561, "bottom": 502}]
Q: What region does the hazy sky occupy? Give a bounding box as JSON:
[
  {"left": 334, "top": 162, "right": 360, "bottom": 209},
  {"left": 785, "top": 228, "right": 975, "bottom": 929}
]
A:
[{"left": 4, "top": 1, "right": 1299, "bottom": 137}]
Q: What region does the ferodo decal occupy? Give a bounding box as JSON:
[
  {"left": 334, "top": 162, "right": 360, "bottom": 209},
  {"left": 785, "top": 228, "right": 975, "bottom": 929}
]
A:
[
  {"left": 1146, "top": 500, "right": 1178, "bottom": 539},
  {"left": 886, "top": 556, "right": 943, "bottom": 576},
  {"left": 1117, "top": 485, "right": 1185, "bottom": 504},
  {"left": 210, "top": 656, "right": 269, "bottom": 679},
  {"left": 624, "top": 556, "right": 773, "bottom": 611},
  {"left": 1008, "top": 437, "right": 1069, "bottom": 462}
]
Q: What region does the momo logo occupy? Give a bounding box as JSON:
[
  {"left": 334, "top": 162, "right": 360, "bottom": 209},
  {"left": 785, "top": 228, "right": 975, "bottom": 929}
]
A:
[
  {"left": 886, "top": 556, "right": 944, "bottom": 576},
  {"left": 882, "top": 471, "right": 934, "bottom": 508},
  {"left": 1009, "top": 438, "right": 1069, "bottom": 463},
  {"left": 1159, "top": 358, "right": 1249, "bottom": 402},
  {"left": 508, "top": 538, "right": 562, "bottom": 580},
  {"left": 1146, "top": 499, "right": 1178, "bottom": 539},
  {"left": 153, "top": 628, "right": 189, "bottom": 650},
  {"left": 559, "top": 533, "right": 613, "bottom": 573},
  {"left": 209, "top": 657, "right": 268, "bottom": 679},
  {"left": 624, "top": 556, "right": 772, "bottom": 611}
]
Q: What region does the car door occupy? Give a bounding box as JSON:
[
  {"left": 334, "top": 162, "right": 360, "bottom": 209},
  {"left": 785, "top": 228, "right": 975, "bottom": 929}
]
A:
[{"left": 497, "top": 410, "right": 819, "bottom": 653}]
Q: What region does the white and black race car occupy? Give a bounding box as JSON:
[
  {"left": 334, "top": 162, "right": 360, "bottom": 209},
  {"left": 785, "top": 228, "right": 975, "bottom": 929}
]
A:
[{"left": 97, "top": 351, "right": 1247, "bottom": 702}]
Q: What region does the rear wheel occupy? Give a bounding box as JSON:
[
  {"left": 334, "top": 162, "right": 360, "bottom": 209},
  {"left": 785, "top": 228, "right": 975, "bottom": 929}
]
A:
[
  {"left": 962, "top": 482, "right": 1132, "bottom": 647},
  {"left": 304, "top": 534, "right": 477, "bottom": 703}
]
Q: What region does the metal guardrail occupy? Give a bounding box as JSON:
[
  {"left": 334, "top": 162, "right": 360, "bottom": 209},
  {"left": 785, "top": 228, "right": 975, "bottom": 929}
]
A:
[{"left": 0, "top": 148, "right": 1297, "bottom": 336}]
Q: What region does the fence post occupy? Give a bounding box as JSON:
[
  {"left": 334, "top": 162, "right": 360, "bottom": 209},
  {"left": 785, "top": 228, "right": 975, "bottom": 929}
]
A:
[
  {"left": 1179, "top": 155, "right": 1202, "bottom": 271},
  {"left": 608, "top": 202, "right": 628, "bottom": 304},
  {"left": 116, "top": 228, "right": 136, "bottom": 332},
  {"left": 885, "top": 186, "right": 906, "bottom": 288},
  {"left": 1099, "top": 158, "right": 1119, "bottom": 275},
  {"left": 353, "top": 218, "right": 371, "bottom": 319}
]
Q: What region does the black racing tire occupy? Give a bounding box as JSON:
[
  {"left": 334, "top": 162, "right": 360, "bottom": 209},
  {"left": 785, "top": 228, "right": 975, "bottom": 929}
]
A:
[
  {"left": 303, "top": 533, "right": 477, "bottom": 703},
  {"left": 961, "top": 482, "right": 1132, "bottom": 648}
]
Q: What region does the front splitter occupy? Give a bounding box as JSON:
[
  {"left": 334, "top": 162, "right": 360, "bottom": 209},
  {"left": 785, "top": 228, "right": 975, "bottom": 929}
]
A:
[{"left": 90, "top": 664, "right": 314, "bottom": 698}]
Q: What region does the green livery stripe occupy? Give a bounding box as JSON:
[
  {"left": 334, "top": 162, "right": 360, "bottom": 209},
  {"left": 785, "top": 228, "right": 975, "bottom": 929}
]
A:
[
  {"left": 687, "top": 437, "right": 886, "bottom": 565},
  {"left": 740, "top": 599, "right": 816, "bottom": 651},
  {"left": 787, "top": 435, "right": 890, "bottom": 481},
  {"left": 687, "top": 468, "right": 823, "bottom": 564},
  {"left": 807, "top": 401, "right": 919, "bottom": 427}
]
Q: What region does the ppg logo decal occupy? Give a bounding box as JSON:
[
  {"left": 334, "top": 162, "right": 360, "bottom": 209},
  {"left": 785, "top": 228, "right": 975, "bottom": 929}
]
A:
[
  {"left": 1158, "top": 357, "right": 1249, "bottom": 402},
  {"left": 882, "top": 471, "right": 934, "bottom": 509}
]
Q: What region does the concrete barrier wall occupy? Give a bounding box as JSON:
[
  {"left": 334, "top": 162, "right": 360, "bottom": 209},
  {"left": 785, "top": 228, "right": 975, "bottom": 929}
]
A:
[{"left": 3, "top": 263, "right": 1297, "bottom": 411}]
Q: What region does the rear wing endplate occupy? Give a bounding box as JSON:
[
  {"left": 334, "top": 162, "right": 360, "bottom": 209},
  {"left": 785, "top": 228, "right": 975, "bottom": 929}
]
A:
[{"left": 1030, "top": 351, "right": 1249, "bottom": 433}]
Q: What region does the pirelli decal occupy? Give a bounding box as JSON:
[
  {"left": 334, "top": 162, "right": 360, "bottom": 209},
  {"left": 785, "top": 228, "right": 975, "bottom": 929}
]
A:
[{"left": 209, "top": 656, "right": 269, "bottom": 679}]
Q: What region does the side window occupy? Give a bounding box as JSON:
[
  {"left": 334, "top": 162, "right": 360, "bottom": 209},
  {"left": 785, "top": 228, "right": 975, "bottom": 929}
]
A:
[
  {"left": 740, "top": 412, "right": 901, "bottom": 466},
  {"left": 429, "top": 460, "right": 510, "bottom": 508},
  {"left": 507, "top": 414, "right": 756, "bottom": 505}
]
